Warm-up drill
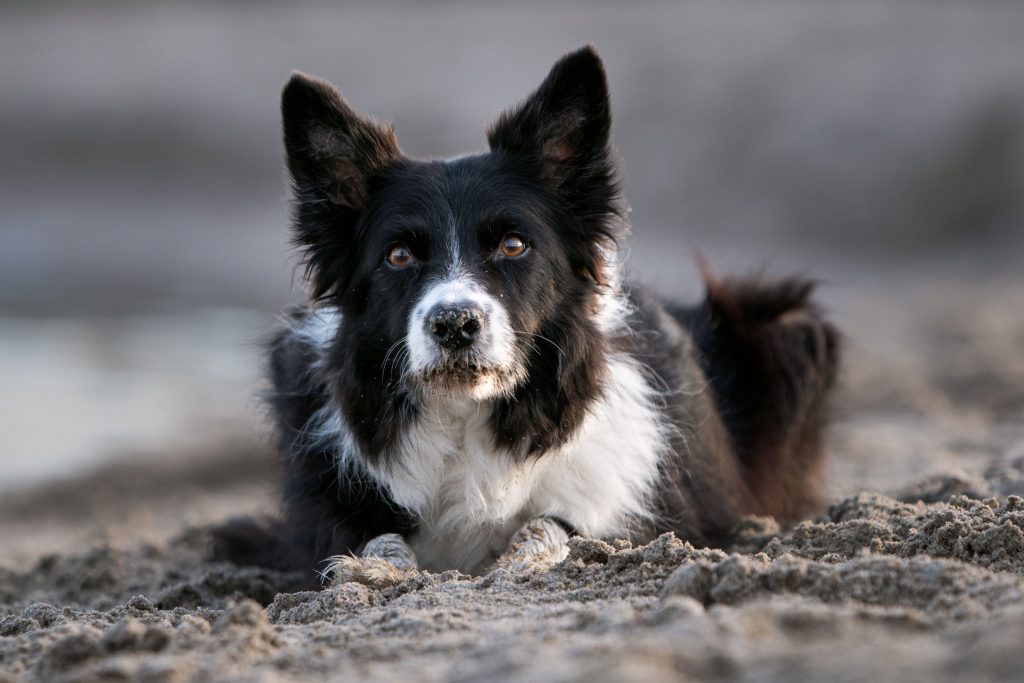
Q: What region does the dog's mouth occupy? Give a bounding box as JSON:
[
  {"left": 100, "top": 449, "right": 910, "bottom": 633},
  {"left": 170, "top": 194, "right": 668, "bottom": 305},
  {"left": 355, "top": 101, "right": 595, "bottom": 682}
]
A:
[{"left": 411, "top": 358, "right": 517, "bottom": 398}]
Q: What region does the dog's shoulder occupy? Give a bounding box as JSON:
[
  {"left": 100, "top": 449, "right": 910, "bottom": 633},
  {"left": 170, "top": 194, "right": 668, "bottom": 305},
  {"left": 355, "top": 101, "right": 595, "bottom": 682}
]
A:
[
  {"left": 264, "top": 305, "right": 338, "bottom": 437},
  {"left": 267, "top": 305, "right": 336, "bottom": 389}
]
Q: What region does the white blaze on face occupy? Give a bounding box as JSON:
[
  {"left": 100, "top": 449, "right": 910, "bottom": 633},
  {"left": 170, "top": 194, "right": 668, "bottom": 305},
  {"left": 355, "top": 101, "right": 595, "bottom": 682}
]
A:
[{"left": 406, "top": 275, "right": 518, "bottom": 398}]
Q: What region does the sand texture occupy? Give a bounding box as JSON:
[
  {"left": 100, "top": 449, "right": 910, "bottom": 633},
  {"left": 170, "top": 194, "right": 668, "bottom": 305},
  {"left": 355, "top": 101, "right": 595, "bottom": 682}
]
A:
[{"left": 3, "top": 469, "right": 1024, "bottom": 682}]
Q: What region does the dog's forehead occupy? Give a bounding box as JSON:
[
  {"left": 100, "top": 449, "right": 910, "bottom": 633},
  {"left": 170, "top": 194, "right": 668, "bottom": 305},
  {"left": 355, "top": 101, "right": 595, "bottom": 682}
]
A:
[{"left": 369, "top": 154, "right": 534, "bottom": 229}]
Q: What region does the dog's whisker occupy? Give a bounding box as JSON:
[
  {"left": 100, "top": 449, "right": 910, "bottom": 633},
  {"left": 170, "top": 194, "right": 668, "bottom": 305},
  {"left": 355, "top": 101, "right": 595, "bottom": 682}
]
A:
[{"left": 512, "top": 330, "right": 566, "bottom": 358}]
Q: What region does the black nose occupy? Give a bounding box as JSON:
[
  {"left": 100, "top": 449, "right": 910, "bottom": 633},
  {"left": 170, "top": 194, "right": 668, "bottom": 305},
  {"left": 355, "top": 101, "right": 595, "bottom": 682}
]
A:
[{"left": 427, "top": 304, "right": 483, "bottom": 350}]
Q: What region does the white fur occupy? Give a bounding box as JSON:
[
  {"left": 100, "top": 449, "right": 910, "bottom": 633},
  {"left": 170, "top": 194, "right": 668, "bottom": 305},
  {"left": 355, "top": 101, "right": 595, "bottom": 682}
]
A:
[
  {"left": 290, "top": 306, "right": 341, "bottom": 352},
  {"left": 294, "top": 302, "right": 669, "bottom": 574},
  {"left": 400, "top": 351, "right": 669, "bottom": 573},
  {"left": 593, "top": 241, "right": 631, "bottom": 334}
]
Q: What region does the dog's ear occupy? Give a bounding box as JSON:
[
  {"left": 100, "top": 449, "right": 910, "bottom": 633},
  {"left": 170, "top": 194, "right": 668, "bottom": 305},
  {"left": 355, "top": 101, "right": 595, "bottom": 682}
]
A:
[
  {"left": 487, "top": 46, "right": 613, "bottom": 188},
  {"left": 488, "top": 46, "right": 622, "bottom": 285},
  {"left": 282, "top": 72, "right": 400, "bottom": 299},
  {"left": 283, "top": 72, "right": 399, "bottom": 209}
]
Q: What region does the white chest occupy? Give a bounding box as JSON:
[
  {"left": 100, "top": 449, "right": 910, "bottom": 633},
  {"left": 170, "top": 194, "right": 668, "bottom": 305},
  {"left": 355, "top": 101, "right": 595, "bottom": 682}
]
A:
[{"left": 360, "top": 354, "right": 669, "bottom": 573}]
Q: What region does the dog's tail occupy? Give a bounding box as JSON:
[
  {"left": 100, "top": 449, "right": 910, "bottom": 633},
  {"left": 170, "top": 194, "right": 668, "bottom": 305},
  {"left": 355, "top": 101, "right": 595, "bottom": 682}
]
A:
[{"left": 677, "top": 264, "right": 841, "bottom": 522}]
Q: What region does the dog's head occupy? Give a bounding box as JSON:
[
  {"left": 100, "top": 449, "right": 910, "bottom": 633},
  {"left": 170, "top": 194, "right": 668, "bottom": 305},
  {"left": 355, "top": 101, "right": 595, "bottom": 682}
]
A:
[{"left": 282, "top": 46, "right": 624, "bottom": 401}]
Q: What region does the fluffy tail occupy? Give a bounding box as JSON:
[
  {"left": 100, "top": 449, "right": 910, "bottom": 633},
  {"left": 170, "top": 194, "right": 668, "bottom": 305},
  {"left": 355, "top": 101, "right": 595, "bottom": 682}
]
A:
[{"left": 681, "top": 267, "right": 841, "bottom": 521}]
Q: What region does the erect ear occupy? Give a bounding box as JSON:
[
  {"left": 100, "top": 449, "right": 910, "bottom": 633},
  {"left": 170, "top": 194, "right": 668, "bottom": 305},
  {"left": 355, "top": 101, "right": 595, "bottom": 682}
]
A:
[
  {"left": 282, "top": 72, "right": 399, "bottom": 210},
  {"left": 281, "top": 72, "right": 400, "bottom": 301},
  {"left": 488, "top": 46, "right": 623, "bottom": 287},
  {"left": 487, "top": 45, "right": 613, "bottom": 186}
]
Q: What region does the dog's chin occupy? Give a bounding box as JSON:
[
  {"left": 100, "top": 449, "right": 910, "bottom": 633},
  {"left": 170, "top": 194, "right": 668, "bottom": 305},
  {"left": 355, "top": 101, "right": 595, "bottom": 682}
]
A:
[{"left": 412, "top": 362, "right": 515, "bottom": 401}]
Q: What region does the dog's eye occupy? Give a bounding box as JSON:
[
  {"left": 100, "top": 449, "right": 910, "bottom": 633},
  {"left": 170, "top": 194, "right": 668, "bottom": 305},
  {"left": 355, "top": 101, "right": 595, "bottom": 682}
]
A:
[
  {"left": 499, "top": 234, "right": 528, "bottom": 259},
  {"left": 386, "top": 243, "right": 415, "bottom": 269}
]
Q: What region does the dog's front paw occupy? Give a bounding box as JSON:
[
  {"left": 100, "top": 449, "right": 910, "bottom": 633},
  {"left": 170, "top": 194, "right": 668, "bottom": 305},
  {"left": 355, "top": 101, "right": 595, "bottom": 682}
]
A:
[
  {"left": 326, "top": 533, "right": 418, "bottom": 588},
  {"left": 326, "top": 555, "right": 415, "bottom": 588},
  {"left": 495, "top": 517, "right": 570, "bottom": 573}
]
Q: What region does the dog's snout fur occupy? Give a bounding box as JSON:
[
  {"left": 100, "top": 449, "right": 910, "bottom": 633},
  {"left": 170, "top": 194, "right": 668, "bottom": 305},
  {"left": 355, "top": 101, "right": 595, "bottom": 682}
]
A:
[{"left": 405, "top": 275, "right": 519, "bottom": 397}]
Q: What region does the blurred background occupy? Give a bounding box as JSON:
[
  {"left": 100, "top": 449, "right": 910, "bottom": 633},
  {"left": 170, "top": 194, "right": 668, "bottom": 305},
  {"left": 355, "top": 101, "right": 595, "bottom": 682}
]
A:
[{"left": 2, "top": 1, "right": 1023, "bottom": 562}]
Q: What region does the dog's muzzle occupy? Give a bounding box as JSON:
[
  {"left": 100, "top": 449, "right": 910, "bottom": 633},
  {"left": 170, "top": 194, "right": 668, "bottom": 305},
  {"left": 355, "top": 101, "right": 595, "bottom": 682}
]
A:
[{"left": 406, "top": 277, "right": 520, "bottom": 398}]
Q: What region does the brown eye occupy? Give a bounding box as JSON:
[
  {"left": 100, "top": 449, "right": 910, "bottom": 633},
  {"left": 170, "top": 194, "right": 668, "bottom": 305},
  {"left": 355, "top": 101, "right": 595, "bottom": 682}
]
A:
[
  {"left": 499, "top": 233, "right": 528, "bottom": 258},
  {"left": 386, "top": 243, "right": 414, "bottom": 269}
]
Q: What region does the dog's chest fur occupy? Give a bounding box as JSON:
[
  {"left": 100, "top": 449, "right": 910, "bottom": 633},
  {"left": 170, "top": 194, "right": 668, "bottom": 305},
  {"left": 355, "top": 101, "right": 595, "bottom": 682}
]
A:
[{"left": 397, "top": 356, "right": 667, "bottom": 572}]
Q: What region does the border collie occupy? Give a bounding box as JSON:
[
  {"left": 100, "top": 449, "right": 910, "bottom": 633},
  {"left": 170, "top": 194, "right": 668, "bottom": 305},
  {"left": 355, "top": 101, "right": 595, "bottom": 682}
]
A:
[{"left": 215, "top": 46, "right": 839, "bottom": 585}]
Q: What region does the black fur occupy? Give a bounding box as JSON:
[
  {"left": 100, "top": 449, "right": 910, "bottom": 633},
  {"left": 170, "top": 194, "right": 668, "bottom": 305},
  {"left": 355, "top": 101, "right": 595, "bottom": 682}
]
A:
[
  {"left": 213, "top": 46, "right": 840, "bottom": 580},
  {"left": 674, "top": 269, "right": 841, "bottom": 520}
]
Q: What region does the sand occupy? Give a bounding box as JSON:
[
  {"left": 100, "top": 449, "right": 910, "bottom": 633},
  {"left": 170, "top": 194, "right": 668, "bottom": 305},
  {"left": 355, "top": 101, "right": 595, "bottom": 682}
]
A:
[
  {"left": 2, "top": 277, "right": 1024, "bottom": 682},
  {"left": 4, "top": 472, "right": 1024, "bottom": 682}
]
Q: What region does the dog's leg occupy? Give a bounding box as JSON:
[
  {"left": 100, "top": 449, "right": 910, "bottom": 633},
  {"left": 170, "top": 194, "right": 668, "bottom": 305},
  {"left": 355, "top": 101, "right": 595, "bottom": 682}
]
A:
[
  {"left": 327, "top": 533, "right": 418, "bottom": 588},
  {"left": 495, "top": 517, "right": 570, "bottom": 572}
]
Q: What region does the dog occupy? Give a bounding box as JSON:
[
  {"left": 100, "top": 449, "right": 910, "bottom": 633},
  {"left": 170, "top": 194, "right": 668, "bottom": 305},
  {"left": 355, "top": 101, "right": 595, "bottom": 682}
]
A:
[{"left": 214, "top": 46, "right": 839, "bottom": 586}]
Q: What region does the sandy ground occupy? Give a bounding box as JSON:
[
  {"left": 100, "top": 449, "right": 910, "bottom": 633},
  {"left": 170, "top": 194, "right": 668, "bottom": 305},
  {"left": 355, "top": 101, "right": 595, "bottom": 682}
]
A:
[{"left": 2, "top": 275, "right": 1024, "bottom": 683}]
